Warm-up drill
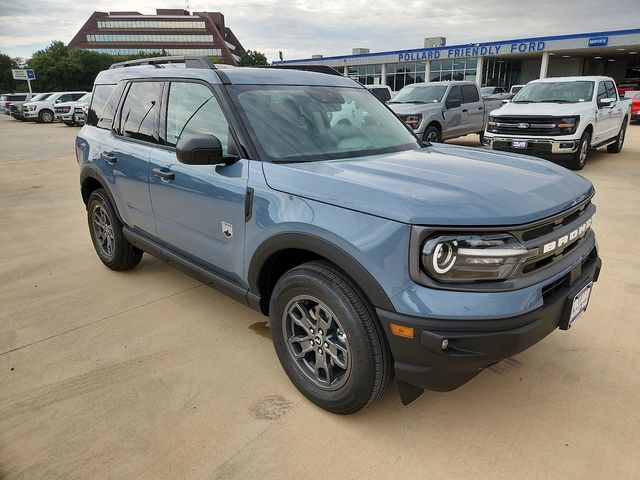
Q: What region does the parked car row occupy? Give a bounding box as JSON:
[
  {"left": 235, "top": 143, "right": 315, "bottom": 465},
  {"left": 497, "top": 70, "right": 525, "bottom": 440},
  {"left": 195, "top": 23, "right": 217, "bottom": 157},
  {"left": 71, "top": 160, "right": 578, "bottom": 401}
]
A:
[{"left": 3, "top": 91, "right": 90, "bottom": 126}]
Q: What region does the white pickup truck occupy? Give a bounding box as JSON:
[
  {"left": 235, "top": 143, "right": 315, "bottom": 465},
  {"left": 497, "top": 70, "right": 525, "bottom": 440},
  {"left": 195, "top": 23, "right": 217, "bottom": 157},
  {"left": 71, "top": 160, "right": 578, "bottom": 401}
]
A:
[{"left": 484, "top": 76, "right": 631, "bottom": 169}]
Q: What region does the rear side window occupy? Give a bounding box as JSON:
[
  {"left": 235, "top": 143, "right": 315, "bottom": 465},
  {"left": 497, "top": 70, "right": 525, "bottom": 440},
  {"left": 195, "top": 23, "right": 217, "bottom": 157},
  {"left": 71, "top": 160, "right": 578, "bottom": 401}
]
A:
[
  {"left": 605, "top": 81, "right": 617, "bottom": 100},
  {"left": 117, "top": 81, "right": 163, "bottom": 143},
  {"left": 88, "top": 83, "right": 125, "bottom": 129},
  {"left": 6, "top": 94, "right": 27, "bottom": 101},
  {"left": 446, "top": 86, "right": 463, "bottom": 104},
  {"left": 461, "top": 85, "right": 480, "bottom": 103},
  {"left": 165, "top": 81, "right": 230, "bottom": 150}
]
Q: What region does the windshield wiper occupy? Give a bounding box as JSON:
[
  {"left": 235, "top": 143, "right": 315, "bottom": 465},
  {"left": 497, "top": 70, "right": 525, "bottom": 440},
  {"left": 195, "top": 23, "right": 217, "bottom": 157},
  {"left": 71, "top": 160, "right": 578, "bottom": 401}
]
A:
[
  {"left": 512, "top": 100, "right": 537, "bottom": 104},
  {"left": 540, "top": 99, "right": 573, "bottom": 103}
]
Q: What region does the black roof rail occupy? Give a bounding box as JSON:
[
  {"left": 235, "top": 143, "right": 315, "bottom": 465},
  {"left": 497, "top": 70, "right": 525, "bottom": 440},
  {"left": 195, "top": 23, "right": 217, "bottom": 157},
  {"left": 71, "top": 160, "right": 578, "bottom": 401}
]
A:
[
  {"left": 260, "top": 64, "right": 344, "bottom": 77},
  {"left": 109, "top": 55, "right": 219, "bottom": 70}
]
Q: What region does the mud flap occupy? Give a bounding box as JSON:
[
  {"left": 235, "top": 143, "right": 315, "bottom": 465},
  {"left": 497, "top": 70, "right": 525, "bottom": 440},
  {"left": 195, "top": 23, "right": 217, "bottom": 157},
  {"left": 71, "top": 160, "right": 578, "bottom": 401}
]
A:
[{"left": 397, "top": 380, "right": 424, "bottom": 405}]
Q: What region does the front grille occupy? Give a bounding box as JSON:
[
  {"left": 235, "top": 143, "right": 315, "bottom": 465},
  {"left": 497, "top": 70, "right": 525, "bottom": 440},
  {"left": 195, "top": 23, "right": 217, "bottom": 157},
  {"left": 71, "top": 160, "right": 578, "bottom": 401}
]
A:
[
  {"left": 511, "top": 199, "right": 595, "bottom": 277},
  {"left": 491, "top": 116, "right": 573, "bottom": 136},
  {"left": 55, "top": 106, "right": 70, "bottom": 113}
]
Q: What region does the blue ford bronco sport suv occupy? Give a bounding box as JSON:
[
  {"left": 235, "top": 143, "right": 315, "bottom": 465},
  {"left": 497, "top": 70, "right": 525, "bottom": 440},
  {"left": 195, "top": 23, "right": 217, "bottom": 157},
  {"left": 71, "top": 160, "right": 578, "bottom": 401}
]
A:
[{"left": 76, "top": 56, "right": 601, "bottom": 414}]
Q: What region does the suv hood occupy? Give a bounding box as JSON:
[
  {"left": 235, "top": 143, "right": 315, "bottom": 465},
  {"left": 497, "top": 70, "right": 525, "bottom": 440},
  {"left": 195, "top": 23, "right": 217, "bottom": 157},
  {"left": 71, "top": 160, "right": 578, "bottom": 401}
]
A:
[
  {"left": 262, "top": 145, "right": 593, "bottom": 226},
  {"left": 494, "top": 102, "right": 591, "bottom": 117}
]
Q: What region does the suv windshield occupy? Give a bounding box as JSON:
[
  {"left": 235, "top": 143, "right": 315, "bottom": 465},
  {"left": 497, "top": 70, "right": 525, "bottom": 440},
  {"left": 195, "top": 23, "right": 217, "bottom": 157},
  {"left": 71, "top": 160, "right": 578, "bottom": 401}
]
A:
[
  {"left": 229, "top": 85, "right": 420, "bottom": 162},
  {"left": 390, "top": 85, "right": 447, "bottom": 104},
  {"left": 513, "top": 81, "right": 594, "bottom": 103}
]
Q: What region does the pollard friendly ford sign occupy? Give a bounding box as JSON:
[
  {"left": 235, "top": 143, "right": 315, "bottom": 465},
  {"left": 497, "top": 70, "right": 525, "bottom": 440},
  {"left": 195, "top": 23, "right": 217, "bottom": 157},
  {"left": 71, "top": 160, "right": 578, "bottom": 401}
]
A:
[
  {"left": 588, "top": 37, "right": 608, "bottom": 47},
  {"left": 398, "top": 41, "right": 546, "bottom": 61}
]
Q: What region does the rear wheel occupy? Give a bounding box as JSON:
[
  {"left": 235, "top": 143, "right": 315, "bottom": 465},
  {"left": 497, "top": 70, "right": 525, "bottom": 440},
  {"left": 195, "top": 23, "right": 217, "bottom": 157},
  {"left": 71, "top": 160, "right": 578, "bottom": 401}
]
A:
[
  {"left": 38, "top": 109, "right": 54, "bottom": 123},
  {"left": 87, "top": 189, "right": 143, "bottom": 271},
  {"left": 567, "top": 131, "right": 591, "bottom": 170},
  {"left": 269, "top": 261, "right": 392, "bottom": 414},
  {"left": 607, "top": 122, "right": 626, "bottom": 153}
]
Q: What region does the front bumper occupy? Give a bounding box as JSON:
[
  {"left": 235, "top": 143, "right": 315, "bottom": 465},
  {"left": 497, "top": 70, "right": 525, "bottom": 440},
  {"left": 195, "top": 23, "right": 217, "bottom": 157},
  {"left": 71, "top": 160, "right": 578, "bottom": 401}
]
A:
[
  {"left": 483, "top": 134, "right": 580, "bottom": 155},
  {"left": 56, "top": 112, "right": 74, "bottom": 121},
  {"left": 377, "top": 249, "right": 601, "bottom": 396},
  {"left": 23, "top": 111, "right": 38, "bottom": 119}
]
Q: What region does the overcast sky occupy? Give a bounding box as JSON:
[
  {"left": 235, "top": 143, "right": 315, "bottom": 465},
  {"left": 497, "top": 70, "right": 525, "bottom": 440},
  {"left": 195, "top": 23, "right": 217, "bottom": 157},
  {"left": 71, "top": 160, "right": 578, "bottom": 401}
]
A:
[{"left": 0, "top": 0, "right": 637, "bottom": 61}]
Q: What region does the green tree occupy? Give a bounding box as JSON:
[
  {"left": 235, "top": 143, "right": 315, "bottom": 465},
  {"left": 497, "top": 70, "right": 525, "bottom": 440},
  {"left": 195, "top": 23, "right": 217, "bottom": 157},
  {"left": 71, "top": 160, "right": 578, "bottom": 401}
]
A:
[
  {"left": 0, "top": 52, "right": 19, "bottom": 92},
  {"left": 238, "top": 50, "right": 268, "bottom": 67}
]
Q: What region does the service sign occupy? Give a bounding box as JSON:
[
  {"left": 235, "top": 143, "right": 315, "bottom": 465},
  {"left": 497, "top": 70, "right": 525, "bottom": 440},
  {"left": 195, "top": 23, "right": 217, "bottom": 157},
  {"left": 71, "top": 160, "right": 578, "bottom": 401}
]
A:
[
  {"left": 588, "top": 37, "right": 609, "bottom": 47},
  {"left": 11, "top": 69, "right": 36, "bottom": 80}
]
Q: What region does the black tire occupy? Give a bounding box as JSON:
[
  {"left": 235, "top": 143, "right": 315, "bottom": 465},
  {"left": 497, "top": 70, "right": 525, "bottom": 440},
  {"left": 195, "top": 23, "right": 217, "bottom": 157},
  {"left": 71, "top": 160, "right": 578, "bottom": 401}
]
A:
[
  {"left": 38, "top": 109, "right": 54, "bottom": 123},
  {"left": 87, "top": 189, "right": 143, "bottom": 271},
  {"left": 269, "top": 260, "right": 392, "bottom": 414},
  {"left": 567, "top": 131, "right": 591, "bottom": 170},
  {"left": 423, "top": 124, "right": 441, "bottom": 143},
  {"left": 607, "top": 121, "right": 627, "bottom": 153},
  {"left": 63, "top": 121, "right": 75, "bottom": 127}
]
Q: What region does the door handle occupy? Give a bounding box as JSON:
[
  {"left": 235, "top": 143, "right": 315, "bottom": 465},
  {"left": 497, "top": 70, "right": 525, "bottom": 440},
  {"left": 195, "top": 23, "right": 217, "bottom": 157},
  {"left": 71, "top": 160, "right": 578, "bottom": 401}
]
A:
[
  {"left": 478, "top": 106, "right": 484, "bottom": 110},
  {"left": 101, "top": 152, "right": 117, "bottom": 165},
  {"left": 462, "top": 108, "right": 469, "bottom": 113},
  {"left": 152, "top": 167, "right": 175, "bottom": 182}
]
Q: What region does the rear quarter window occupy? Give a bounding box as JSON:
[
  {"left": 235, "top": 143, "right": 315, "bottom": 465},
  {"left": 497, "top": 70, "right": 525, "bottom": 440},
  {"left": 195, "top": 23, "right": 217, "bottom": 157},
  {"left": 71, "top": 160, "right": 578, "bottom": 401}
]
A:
[{"left": 88, "top": 83, "right": 125, "bottom": 129}]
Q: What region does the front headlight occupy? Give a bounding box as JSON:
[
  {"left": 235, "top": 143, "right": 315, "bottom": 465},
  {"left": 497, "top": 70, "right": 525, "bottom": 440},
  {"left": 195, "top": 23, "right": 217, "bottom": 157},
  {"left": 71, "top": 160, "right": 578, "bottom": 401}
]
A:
[
  {"left": 487, "top": 116, "right": 498, "bottom": 132},
  {"left": 421, "top": 233, "right": 530, "bottom": 283},
  {"left": 403, "top": 114, "right": 422, "bottom": 129},
  {"left": 556, "top": 116, "right": 579, "bottom": 133}
]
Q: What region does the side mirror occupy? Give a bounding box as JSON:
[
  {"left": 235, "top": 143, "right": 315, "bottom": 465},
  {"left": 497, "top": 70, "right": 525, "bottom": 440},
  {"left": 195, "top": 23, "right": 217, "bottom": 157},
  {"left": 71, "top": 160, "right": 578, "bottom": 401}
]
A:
[
  {"left": 55, "top": 99, "right": 61, "bottom": 104},
  {"left": 502, "top": 99, "right": 511, "bottom": 104},
  {"left": 598, "top": 97, "right": 616, "bottom": 107},
  {"left": 176, "top": 134, "right": 238, "bottom": 165},
  {"left": 446, "top": 98, "right": 462, "bottom": 109}
]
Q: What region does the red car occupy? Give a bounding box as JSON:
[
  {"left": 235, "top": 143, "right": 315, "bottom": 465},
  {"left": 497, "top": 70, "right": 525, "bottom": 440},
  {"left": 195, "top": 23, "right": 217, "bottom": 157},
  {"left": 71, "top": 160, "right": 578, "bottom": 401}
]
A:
[
  {"left": 617, "top": 79, "right": 640, "bottom": 97},
  {"left": 631, "top": 92, "right": 640, "bottom": 121}
]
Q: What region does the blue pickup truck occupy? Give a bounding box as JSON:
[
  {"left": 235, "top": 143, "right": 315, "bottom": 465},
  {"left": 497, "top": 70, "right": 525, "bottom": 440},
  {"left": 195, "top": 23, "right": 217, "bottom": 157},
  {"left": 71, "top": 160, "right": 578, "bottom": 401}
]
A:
[{"left": 76, "top": 57, "right": 601, "bottom": 414}]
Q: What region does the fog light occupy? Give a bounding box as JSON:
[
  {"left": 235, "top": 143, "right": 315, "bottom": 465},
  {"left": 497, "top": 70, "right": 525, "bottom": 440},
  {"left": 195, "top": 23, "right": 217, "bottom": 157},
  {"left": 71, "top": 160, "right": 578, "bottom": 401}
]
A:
[{"left": 560, "top": 142, "right": 576, "bottom": 149}]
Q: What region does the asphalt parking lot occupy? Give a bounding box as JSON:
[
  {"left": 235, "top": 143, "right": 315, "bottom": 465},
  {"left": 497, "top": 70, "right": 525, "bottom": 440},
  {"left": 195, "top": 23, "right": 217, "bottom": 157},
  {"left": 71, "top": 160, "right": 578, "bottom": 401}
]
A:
[{"left": 1, "top": 114, "right": 639, "bottom": 479}]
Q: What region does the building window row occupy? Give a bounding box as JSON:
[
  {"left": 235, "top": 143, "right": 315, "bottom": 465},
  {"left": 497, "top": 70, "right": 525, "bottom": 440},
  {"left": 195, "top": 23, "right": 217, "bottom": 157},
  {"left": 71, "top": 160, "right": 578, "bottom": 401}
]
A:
[
  {"left": 429, "top": 58, "right": 477, "bottom": 82},
  {"left": 86, "top": 47, "right": 222, "bottom": 56},
  {"left": 386, "top": 62, "right": 426, "bottom": 91},
  {"left": 97, "top": 20, "right": 206, "bottom": 29},
  {"left": 87, "top": 34, "right": 215, "bottom": 43},
  {"left": 347, "top": 65, "right": 382, "bottom": 85}
]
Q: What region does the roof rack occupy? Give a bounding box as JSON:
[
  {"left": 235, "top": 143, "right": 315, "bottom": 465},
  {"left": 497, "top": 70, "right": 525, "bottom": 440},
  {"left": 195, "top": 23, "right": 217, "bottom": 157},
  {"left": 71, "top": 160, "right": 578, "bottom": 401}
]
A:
[
  {"left": 109, "top": 55, "right": 218, "bottom": 70},
  {"left": 260, "top": 64, "right": 344, "bottom": 77}
]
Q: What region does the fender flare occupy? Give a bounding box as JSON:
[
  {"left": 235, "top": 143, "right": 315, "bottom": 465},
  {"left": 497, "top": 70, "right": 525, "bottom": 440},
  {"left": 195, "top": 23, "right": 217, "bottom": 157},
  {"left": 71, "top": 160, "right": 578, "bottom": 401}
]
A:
[
  {"left": 247, "top": 231, "right": 395, "bottom": 311},
  {"left": 79, "top": 165, "right": 124, "bottom": 222}
]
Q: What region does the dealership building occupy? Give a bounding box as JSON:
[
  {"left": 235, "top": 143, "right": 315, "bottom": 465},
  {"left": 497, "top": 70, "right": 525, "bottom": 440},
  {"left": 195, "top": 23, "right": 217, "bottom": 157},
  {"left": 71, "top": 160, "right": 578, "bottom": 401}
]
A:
[
  {"left": 68, "top": 9, "right": 245, "bottom": 65},
  {"left": 275, "top": 29, "right": 640, "bottom": 91}
]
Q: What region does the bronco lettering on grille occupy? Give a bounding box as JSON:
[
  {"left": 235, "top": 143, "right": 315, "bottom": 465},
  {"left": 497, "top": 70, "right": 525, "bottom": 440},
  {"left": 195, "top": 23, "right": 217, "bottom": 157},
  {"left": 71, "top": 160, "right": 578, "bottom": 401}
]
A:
[{"left": 542, "top": 218, "right": 593, "bottom": 254}]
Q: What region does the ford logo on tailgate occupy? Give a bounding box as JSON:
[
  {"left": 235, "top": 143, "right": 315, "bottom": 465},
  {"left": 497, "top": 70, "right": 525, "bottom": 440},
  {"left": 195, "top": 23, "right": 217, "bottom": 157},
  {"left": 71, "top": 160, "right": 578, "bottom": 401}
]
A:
[{"left": 516, "top": 123, "right": 529, "bottom": 129}]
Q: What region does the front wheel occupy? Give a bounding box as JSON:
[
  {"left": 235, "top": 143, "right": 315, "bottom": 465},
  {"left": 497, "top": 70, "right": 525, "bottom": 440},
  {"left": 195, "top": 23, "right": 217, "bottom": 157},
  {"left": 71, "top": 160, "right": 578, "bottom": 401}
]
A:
[
  {"left": 567, "top": 131, "right": 591, "bottom": 170},
  {"left": 38, "top": 109, "right": 54, "bottom": 123},
  {"left": 423, "top": 125, "right": 441, "bottom": 143},
  {"left": 269, "top": 261, "right": 392, "bottom": 414},
  {"left": 607, "top": 122, "right": 626, "bottom": 153}
]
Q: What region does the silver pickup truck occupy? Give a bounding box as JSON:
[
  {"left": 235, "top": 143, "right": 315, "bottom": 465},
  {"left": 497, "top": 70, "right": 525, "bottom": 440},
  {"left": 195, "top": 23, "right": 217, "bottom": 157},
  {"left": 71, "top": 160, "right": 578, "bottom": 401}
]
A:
[{"left": 389, "top": 81, "right": 503, "bottom": 143}]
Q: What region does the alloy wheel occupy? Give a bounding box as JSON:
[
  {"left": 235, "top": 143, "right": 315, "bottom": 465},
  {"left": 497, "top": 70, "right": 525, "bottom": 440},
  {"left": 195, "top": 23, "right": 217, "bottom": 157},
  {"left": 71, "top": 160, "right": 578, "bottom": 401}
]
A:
[
  {"left": 92, "top": 205, "right": 115, "bottom": 258},
  {"left": 282, "top": 295, "right": 351, "bottom": 390}
]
